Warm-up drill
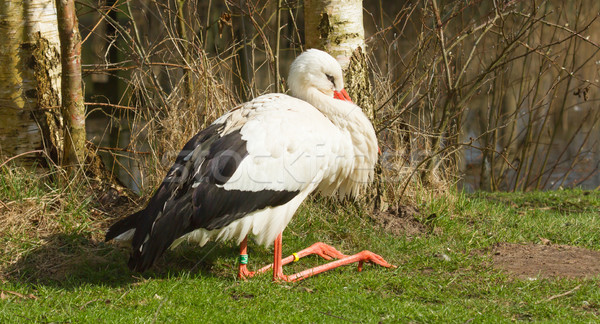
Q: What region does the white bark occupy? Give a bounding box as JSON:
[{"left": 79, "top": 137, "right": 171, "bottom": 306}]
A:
[
  {"left": 305, "top": 0, "right": 365, "bottom": 69},
  {"left": 0, "top": 0, "right": 63, "bottom": 162},
  {"left": 305, "top": 0, "right": 372, "bottom": 113}
]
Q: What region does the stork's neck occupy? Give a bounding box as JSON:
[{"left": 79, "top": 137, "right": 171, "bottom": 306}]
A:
[
  {"left": 302, "top": 87, "right": 379, "bottom": 197},
  {"left": 302, "top": 88, "right": 359, "bottom": 127}
]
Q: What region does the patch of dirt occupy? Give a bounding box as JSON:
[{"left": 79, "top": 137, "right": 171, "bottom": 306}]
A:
[
  {"left": 372, "top": 205, "right": 430, "bottom": 237},
  {"left": 490, "top": 242, "right": 600, "bottom": 279},
  {"left": 229, "top": 291, "right": 255, "bottom": 301}
]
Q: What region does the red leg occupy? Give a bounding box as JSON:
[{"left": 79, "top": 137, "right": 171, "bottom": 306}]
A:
[
  {"left": 237, "top": 236, "right": 255, "bottom": 280},
  {"left": 272, "top": 233, "right": 287, "bottom": 281},
  {"left": 285, "top": 250, "right": 395, "bottom": 282},
  {"left": 237, "top": 233, "right": 395, "bottom": 282},
  {"left": 237, "top": 234, "right": 337, "bottom": 279}
]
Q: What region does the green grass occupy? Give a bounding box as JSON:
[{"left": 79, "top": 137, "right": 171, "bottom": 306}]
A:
[{"left": 1, "top": 167, "right": 599, "bottom": 322}]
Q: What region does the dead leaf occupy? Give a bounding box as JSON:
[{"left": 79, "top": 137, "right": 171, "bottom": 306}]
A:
[
  {"left": 218, "top": 12, "right": 232, "bottom": 37},
  {"left": 0, "top": 290, "right": 38, "bottom": 300},
  {"left": 79, "top": 298, "right": 110, "bottom": 310},
  {"left": 300, "top": 287, "right": 314, "bottom": 293}
]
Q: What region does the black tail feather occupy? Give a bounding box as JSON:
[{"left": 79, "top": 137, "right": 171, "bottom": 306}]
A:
[
  {"left": 126, "top": 197, "right": 194, "bottom": 272},
  {"left": 105, "top": 210, "right": 144, "bottom": 242},
  {"left": 128, "top": 236, "right": 174, "bottom": 272},
  {"left": 106, "top": 208, "right": 164, "bottom": 272}
]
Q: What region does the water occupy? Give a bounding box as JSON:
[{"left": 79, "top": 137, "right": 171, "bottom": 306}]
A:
[{"left": 87, "top": 114, "right": 600, "bottom": 193}]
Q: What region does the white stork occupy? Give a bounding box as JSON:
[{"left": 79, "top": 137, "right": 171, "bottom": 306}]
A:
[{"left": 105, "top": 49, "right": 394, "bottom": 281}]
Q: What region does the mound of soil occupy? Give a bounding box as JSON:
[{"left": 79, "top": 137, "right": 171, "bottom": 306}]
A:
[
  {"left": 372, "top": 205, "right": 430, "bottom": 237},
  {"left": 491, "top": 242, "right": 600, "bottom": 279}
]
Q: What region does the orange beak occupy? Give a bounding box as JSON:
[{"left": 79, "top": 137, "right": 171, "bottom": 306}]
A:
[{"left": 333, "top": 89, "right": 352, "bottom": 102}]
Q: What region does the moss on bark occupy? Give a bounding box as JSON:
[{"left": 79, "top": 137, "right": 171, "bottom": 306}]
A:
[{"left": 31, "top": 32, "right": 64, "bottom": 163}]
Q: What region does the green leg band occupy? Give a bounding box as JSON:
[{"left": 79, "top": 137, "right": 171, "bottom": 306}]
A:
[{"left": 239, "top": 254, "right": 248, "bottom": 265}]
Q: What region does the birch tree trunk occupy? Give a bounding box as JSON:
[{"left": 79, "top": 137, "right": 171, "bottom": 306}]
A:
[
  {"left": 304, "top": 0, "right": 373, "bottom": 114},
  {"left": 305, "top": 0, "right": 385, "bottom": 209},
  {"left": 0, "top": 0, "right": 63, "bottom": 164},
  {"left": 57, "top": 0, "right": 86, "bottom": 167}
]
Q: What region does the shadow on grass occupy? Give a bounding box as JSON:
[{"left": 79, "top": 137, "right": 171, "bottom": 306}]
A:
[{"left": 4, "top": 232, "right": 255, "bottom": 289}]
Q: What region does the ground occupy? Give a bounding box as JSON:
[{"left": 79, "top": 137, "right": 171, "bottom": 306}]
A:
[
  {"left": 1, "top": 168, "right": 599, "bottom": 322},
  {"left": 490, "top": 242, "right": 600, "bottom": 279},
  {"left": 378, "top": 202, "right": 600, "bottom": 280}
]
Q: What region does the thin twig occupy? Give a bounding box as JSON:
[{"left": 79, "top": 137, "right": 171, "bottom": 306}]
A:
[
  {"left": 84, "top": 102, "right": 138, "bottom": 110},
  {"left": 537, "top": 284, "right": 581, "bottom": 304},
  {"left": 0, "top": 150, "right": 45, "bottom": 169}
]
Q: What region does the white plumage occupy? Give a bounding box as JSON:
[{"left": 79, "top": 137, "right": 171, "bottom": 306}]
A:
[{"left": 106, "top": 49, "right": 381, "bottom": 275}]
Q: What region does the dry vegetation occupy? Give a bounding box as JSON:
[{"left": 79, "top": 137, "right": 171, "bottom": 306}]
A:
[
  {"left": 365, "top": 0, "right": 600, "bottom": 194},
  {"left": 75, "top": 0, "right": 600, "bottom": 208}
]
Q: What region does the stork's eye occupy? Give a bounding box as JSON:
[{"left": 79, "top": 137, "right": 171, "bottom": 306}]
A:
[{"left": 325, "top": 74, "right": 335, "bottom": 85}]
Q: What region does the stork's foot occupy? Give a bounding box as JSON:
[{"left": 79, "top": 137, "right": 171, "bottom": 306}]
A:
[
  {"left": 285, "top": 249, "right": 396, "bottom": 282},
  {"left": 237, "top": 264, "right": 256, "bottom": 280},
  {"left": 354, "top": 250, "right": 396, "bottom": 271},
  {"left": 300, "top": 242, "right": 347, "bottom": 260}
]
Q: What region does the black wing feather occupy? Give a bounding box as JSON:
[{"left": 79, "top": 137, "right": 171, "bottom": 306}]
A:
[
  {"left": 106, "top": 123, "right": 299, "bottom": 272},
  {"left": 104, "top": 123, "right": 223, "bottom": 243}
]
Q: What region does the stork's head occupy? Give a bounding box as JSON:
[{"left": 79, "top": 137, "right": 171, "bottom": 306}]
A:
[{"left": 288, "top": 49, "right": 352, "bottom": 103}]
